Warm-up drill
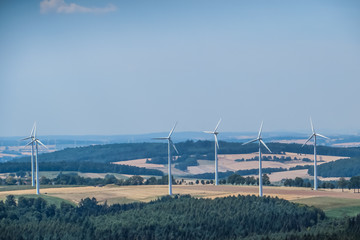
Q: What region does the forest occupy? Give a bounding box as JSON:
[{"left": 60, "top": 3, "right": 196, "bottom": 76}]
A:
[
  {"left": 0, "top": 194, "right": 334, "bottom": 240},
  {"left": 0, "top": 194, "right": 359, "bottom": 240},
  {"left": 0, "top": 161, "right": 163, "bottom": 176},
  {"left": 308, "top": 157, "right": 360, "bottom": 177}
]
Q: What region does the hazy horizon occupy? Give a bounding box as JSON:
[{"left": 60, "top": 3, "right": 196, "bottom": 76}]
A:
[{"left": 1, "top": 0, "right": 360, "bottom": 137}]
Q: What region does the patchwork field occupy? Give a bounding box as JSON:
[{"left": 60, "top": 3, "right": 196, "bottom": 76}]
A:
[
  {"left": 113, "top": 152, "right": 346, "bottom": 180},
  {"left": 1, "top": 184, "right": 360, "bottom": 218}
]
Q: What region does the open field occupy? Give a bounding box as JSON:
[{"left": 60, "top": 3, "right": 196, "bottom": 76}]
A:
[
  {"left": 292, "top": 197, "right": 360, "bottom": 218},
  {"left": 12, "top": 194, "right": 75, "bottom": 207},
  {"left": 1, "top": 184, "right": 360, "bottom": 217},
  {"left": 333, "top": 142, "right": 360, "bottom": 147},
  {"left": 0, "top": 185, "right": 83, "bottom": 192},
  {"left": 267, "top": 169, "right": 310, "bottom": 182}
]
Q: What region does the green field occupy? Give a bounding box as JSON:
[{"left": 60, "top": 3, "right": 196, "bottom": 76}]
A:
[
  {"left": 0, "top": 193, "right": 74, "bottom": 207},
  {"left": 292, "top": 197, "right": 360, "bottom": 218},
  {"left": 0, "top": 185, "right": 82, "bottom": 192},
  {"left": 17, "top": 194, "right": 75, "bottom": 207}
]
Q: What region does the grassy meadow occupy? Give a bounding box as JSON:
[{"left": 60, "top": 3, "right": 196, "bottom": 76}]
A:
[{"left": 292, "top": 196, "right": 360, "bottom": 218}]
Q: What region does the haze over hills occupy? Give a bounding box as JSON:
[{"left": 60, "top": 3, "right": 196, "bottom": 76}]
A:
[{"left": 1, "top": 131, "right": 360, "bottom": 148}]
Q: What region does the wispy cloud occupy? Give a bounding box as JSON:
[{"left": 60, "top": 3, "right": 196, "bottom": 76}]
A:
[{"left": 40, "top": 0, "right": 117, "bottom": 14}]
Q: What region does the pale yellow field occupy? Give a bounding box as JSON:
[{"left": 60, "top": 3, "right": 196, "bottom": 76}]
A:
[
  {"left": 273, "top": 140, "right": 313, "bottom": 144},
  {"left": 0, "top": 145, "right": 56, "bottom": 158},
  {"left": 1, "top": 185, "right": 359, "bottom": 205},
  {"left": 333, "top": 142, "right": 360, "bottom": 147},
  {"left": 268, "top": 169, "right": 310, "bottom": 182}
]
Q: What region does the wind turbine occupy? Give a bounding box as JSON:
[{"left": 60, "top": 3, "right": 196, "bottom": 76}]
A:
[
  {"left": 21, "top": 122, "right": 36, "bottom": 186},
  {"left": 153, "top": 122, "right": 179, "bottom": 196},
  {"left": 302, "top": 118, "right": 329, "bottom": 190},
  {"left": 204, "top": 118, "right": 221, "bottom": 185},
  {"left": 242, "top": 121, "right": 271, "bottom": 197},
  {"left": 25, "top": 125, "right": 47, "bottom": 195}
]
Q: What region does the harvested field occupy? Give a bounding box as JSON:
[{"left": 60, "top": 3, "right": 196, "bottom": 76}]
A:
[
  {"left": 332, "top": 142, "right": 360, "bottom": 147},
  {"left": 113, "top": 158, "right": 187, "bottom": 175},
  {"left": 268, "top": 170, "right": 348, "bottom": 183},
  {"left": 268, "top": 169, "right": 310, "bottom": 182},
  {"left": 1, "top": 184, "right": 359, "bottom": 206}
]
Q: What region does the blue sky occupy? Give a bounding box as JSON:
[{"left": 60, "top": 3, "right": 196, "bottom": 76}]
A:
[{"left": 1, "top": 0, "right": 360, "bottom": 136}]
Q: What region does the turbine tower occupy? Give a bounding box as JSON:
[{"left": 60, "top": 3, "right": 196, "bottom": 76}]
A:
[
  {"left": 153, "top": 122, "right": 179, "bottom": 195},
  {"left": 302, "top": 118, "right": 329, "bottom": 190},
  {"left": 21, "top": 122, "right": 36, "bottom": 186},
  {"left": 204, "top": 118, "right": 221, "bottom": 185},
  {"left": 242, "top": 121, "right": 271, "bottom": 197},
  {"left": 25, "top": 126, "right": 47, "bottom": 195}
]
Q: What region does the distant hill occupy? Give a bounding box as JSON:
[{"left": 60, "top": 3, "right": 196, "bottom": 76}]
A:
[
  {"left": 2, "top": 131, "right": 360, "bottom": 150},
  {"left": 10, "top": 141, "right": 360, "bottom": 164}
]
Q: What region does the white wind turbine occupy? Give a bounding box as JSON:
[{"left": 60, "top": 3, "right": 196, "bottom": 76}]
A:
[
  {"left": 242, "top": 121, "right": 272, "bottom": 197},
  {"left": 25, "top": 125, "right": 47, "bottom": 195},
  {"left": 204, "top": 118, "right": 221, "bottom": 185},
  {"left": 302, "top": 118, "right": 329, "bottom": 190},
  {"left": 21, "top": 122, "right": 36, "bottom": 186},
  {"left": 153, "top": 122, "right": 179, "bottom": 196}
]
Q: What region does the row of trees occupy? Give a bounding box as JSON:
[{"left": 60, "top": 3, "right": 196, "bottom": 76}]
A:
[
  {"left": 236, "top": 155, "right": 311, "bottom": 162},
  {"left": 337, "top": 176, "right": 360, "bottom": 192},
  {"left": 281, "top": 176, "right": 360, "bottom": 191},
  {"left": 0, "top": 173, "right": 177, "bottom": 187},
  {"left": 224, "top": 173, "right": 271, "bottom": 186},
  {"left": 187, "top": 165, "right": 310, "bottom": 180}
]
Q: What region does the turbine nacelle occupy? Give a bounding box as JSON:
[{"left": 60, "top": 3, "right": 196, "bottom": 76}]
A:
[
  {"left": 153, "top": 122, "right": 179, "bottom": 155},
  {"left": 242, "top": 121, "right": 272, "bottom": 153},
  {"left": 302, "top": 118, "right": 329, "bottom": 147},
  {"left": 21, "top": 122, "right": 36, "bottom": 142},
  {"left": 204, "top": 118, "right": 221, "bottom": 149},
  {"left": 25, "top": 138, "right": 48, "bottom": 150}
]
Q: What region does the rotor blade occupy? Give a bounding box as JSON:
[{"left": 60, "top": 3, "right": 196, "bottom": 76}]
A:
[
  {"left": 242, "top": 138, "right": 258, "bottom": 145},
  {"left": 214, "top": 118, "right": 222, "bottom": 132},
  {"left": 168, "top": 122, "right": 177, "bottom": 138},
  {"left": 24, "top": 140, "right": 35, "bottom": 148},
  {"left": 170, "top": 140, "right": 179, "bottom": 155},
  {"left": 316, "top": 133, "right": 329, "bottom": 139},
  {"left": 260, "top": 139, "right": 272, "bottom": 153},
  {"left": 310, "top": 117, "right": 315, "bottom": 134},
  {"left": 258, "top": 121, "right": 263, "bottom": 138},
  {"left": 36, "top": 139, "right": 48, "bottom": 149},
  {"left": 203, "top": 131, "right": 214, "bottom": 134},
  {"left": 21, "top": 137, "right": 32, "bottom": 141},
  {"left": 152, "top": 137, "right": 169, "bottom": 140},
  {"left": 215, "top": 134, "right": 219, "bottom": 149},
  {"left": 33, "top": 122, "right": 37, "bottom": 139},
  {"left": 302, "top": 134, "right": 314, "bottom": 147},
  {"left": 31, "top": 122, "right": 36, "bottom": 138}
]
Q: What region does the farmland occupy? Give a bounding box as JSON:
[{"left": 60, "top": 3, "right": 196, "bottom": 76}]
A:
[
  {"left": 1, "top": 184, "right": 360, "bottom": 218},
  {"left": 113, "top": 152, "right": 347, "bottom": 181}
]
